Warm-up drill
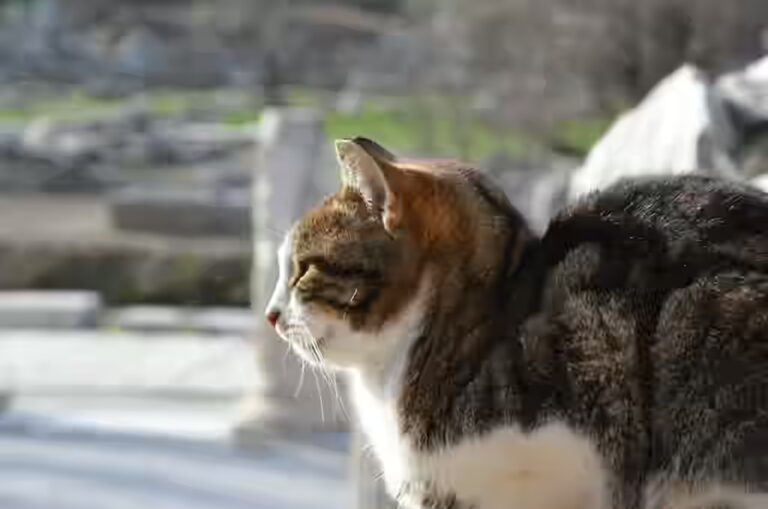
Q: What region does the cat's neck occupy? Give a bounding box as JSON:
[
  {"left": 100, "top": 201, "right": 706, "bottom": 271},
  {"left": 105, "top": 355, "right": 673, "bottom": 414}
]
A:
[
  {"left": 348, "top": 232, "right": 551, "bottom": 451},
  {"left": 346, "top": 271, "right": 435, "bottom": 394},
  {"left": 396, "top": 237, "right": 550, "bottom": 448}
]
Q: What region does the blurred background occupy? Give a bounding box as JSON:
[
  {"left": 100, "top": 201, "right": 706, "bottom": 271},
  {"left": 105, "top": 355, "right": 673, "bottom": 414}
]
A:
[{"left": 0, "top": 1, "right": 766, "bottom": 508}]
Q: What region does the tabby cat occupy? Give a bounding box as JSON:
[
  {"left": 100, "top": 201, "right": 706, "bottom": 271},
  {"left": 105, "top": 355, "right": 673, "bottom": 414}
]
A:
[{"left": 265, "top": 137, "right": 768, "bottom": 509}]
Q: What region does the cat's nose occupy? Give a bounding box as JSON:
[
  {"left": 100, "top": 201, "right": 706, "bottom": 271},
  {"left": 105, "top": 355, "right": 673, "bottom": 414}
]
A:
[{"left": 265, "top": 309, "right": 281, "bottom": 328}]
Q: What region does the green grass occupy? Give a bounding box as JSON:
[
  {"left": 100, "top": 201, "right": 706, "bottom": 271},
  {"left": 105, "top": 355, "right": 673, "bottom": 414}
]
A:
[
  {"left": 144, "top": 92, "right": 195, "bottom": 116},
  {"left": 549, "top": 115, "right": 617, "bottom": 156},
  {"left": 144, "top": 89, "right": 257, "bottom": 116},
  {"left": 325, "top": 109, "right": 417, "bottom": 152},
  {"left": 325, "top": 103, "right": 529, "bottom": 162},
  {"left": 0, "top": 88, "right": 259, "bottom": 123},
  {"left": 283, "top": 86, "right": 326, "bottom": 108},
  {"left": 0, "top": 109, "right": 39, "bottom": 121},
  {"left": 0, "top": 85, "right": 617, "bottom": 159},
  {"left": 222, "top": 110, "right": 261, "bottom": 126},
  {"left": 0, "top": 91, "right": 121, "bottom": 122}
]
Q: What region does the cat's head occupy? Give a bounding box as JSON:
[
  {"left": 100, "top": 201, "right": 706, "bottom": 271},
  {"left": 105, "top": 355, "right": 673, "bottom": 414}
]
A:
[{"left": 265, "top": 137, "right": 529, "bottom": 371}]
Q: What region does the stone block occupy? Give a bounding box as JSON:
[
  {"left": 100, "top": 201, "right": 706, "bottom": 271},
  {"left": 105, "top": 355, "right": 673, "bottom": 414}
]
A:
[
  {"left": 103, "top": 306, "right": 253, "bottom": 335},
  {"left": 110, "top": 185, "right": 251, "bottom": 237},
  {"left": 0, "top": 291, "right": 101, "bottom": 329},
  {"left": 237, "top": 107, "right": 349, "bottom": 439},
  {"left": 102, "top": 306, "right": 187, "bottom": 333}
]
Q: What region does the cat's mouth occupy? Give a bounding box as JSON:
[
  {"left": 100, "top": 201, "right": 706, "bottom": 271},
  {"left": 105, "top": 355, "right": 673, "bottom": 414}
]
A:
[{"left": 277, "top": 323, "right": 326, "bottom": 358}]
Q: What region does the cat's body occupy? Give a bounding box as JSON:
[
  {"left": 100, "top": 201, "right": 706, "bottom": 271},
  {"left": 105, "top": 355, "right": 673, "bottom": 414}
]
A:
[{"left": 265, "top": 138, "right": 768, "bottom": 509}]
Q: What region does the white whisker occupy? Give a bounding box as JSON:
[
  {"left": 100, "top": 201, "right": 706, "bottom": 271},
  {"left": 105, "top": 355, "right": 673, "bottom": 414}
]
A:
[
  {"left": 282, "top": 342, "right": 291, "bottom": 373},
  {"left": 295, "top": 321, "right": 349, "bottom": 421},
  {"left": 312, "top": 369, "right": 326, "bottom": 423},
  {"left": 294, "top": 355, "right": 306, "bottom": 398},
  {"left": 315, "top": 344, "right": 347, "bottom": 419}
]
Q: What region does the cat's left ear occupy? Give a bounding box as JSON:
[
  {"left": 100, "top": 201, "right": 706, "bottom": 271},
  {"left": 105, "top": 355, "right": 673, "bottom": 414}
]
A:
[{"left": 335, "top": 137, "right": 402, "bottom": 234}]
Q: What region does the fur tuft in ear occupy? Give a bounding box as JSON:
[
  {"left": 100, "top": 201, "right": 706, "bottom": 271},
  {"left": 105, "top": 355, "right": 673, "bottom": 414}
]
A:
[
  {"left": 335, "top": 138, "right": 388, "bottom": 206},
  {"left": 334, "top": 138, "right": 402, "bottom": 234}
]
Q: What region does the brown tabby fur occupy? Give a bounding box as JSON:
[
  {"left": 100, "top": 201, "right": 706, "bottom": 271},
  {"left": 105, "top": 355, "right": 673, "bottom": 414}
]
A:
[{"left": 283, "top": 137, "right": 768, "bottom": 509}]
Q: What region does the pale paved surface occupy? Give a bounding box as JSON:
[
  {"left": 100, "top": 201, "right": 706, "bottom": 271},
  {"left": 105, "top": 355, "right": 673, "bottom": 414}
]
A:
[
  {"left": 0, "top": 404, "right": 350, "bottom": 509},
  {"left": 0, "top": 328, "right": 351, "bottom": 509},
  {"left": 0, "top": 330, "right": 261, "bottom": 395}
]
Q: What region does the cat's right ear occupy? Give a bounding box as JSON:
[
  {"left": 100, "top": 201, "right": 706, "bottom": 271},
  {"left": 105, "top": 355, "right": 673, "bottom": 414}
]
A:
[{"left": 335, "top": 138, "right": 402, "bottom": 234}]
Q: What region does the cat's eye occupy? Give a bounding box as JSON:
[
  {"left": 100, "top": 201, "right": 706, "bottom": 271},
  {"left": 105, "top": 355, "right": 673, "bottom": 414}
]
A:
[
  {"left": 308, "top": 257, "right": 381, "bottom": 280},
  {"left": 293, "top": 256, "right": 381, "bottom": 286},
  {"left": 290, "top": 260, "right": 309, "bottom": 286},
  {"left": 312, "top": 259, "right": 347, "bottom": 276}
]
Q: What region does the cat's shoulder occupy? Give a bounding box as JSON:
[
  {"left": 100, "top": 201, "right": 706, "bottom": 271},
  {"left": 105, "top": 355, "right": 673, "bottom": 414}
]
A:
[
  {"left": 530, "top": 175, "right": 768, "bottom": 296},
  {"left": 542, "top": 175, "right": 768, "bottom": 246}
]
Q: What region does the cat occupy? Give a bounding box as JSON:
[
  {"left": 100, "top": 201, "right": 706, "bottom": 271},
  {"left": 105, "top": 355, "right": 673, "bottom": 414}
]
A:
[{"left": 264, "top": 137, "right": 768, "bottom": 509}]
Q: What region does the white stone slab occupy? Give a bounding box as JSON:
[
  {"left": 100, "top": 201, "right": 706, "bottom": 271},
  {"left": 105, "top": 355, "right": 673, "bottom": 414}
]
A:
[
  {"left": 103, "top": 306, "right": 254, "bottom": 334},
  {"left": 752, "top": 174, "right": 768, "bottom": 193},
  {"left": 0, "top": 391, "right": 10, "bottom": 413},
  {"left": 719, "top": 54, "right": 768, "bottom": 120},
  {"left": 103, "top": 306, "right": 187, "bottom": 332},
  {"left": 0, "top": 291, "right": 101, "bottom": 329},
  {"left": 191, "top": 307, "right": 254, "bottom": 334},
  {"left": 568, "top": 65, "right": 738, "bottom": 201}
]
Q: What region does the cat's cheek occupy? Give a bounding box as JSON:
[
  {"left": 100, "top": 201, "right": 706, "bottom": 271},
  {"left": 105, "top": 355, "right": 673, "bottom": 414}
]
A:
[
  {"left": 294, "top": 307, "right": 367, "bottom": 369},
  {"left": 304, "top": 315, "right": 356, "bottom": 366},
  {"left": 288, "top": 298, "right": 345, "bottom": 356}
]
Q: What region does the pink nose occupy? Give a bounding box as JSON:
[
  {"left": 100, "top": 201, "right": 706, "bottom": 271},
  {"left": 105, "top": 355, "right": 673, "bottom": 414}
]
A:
[{"left": 265, "top": 309, "right": 281, "bottom": 328}]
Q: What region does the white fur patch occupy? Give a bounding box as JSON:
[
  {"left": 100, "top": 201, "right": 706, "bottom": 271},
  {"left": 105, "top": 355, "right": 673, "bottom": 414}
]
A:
[
  {"left": 356, "top": 373, "right": 609, "bottom": 509},
  {"left": 417, "top": 423, "right": 609, "bottom": 509},
  {"left": 354, "top": 355, "right": 610, "bottom": 509},
  {"left": 351, "top": 344, "right": 414, "bottom": 494},
  {"left": 265, "top": 226, "right": 294, "bottom": 319}
]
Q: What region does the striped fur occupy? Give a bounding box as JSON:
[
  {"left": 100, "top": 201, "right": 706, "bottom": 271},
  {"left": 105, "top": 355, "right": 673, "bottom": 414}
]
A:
[{"left": 266, "top": 138, "right": 768, "bottom": 509}]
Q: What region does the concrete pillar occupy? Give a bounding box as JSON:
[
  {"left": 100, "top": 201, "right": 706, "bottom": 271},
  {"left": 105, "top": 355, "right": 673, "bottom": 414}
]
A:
[
  {"left": 234, "top": 107, "right": 347, "bottom": 445},
  {"left": 235, "top": 106, "right": 395, "bottom": 509}
]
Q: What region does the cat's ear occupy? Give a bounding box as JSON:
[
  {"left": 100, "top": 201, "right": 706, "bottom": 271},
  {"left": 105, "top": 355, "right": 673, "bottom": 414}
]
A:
[{"left": 335, "top": 138, "right": 402, "bottom": 234}]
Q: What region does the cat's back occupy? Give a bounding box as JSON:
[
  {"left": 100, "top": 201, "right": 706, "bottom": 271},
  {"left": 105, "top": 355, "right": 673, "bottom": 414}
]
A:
[
  {"left": 531, "top": 175, "right": 768, "bottom": 495},
  {"left": 542, "top": 175, "right": 768, "bottom": 284}
]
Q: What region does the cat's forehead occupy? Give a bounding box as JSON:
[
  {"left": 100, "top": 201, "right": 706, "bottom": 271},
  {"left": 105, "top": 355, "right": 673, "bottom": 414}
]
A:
[{"left": 291, "top": 189, "right": 378, "bottom": 253}]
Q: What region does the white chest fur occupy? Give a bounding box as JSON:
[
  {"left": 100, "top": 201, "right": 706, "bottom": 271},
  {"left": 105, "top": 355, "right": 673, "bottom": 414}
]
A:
[{"left": 351, "top": 372, "right": 610, "bottom": 509}]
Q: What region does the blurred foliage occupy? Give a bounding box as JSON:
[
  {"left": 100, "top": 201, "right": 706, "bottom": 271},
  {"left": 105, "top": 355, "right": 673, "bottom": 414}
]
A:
[
  {"left": 0, "top": 90, "right": 120, "bottom": 122},
  {"left": 0, "top": 88, "right": 258, "bottom": 122},
  {"left": 0, "top": 84, "right": 616, "bottom": 159},
  {"left": 222, "top": 110, "right": 261, "bottom": 126},
  {"left": 548, "top": 116, "right": 617, "bottom": 157},
  {"left": 325, "top": 103, "right": 529, "bottom": 162}
]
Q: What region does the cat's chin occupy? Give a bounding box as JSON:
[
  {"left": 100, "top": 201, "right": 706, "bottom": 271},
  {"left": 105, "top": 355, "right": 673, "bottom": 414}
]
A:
[
  {"left": 288, "top": 340, "right": 362, "bottom": 371},
  {"left": 276, "top": 321, "right": 357, "bottom": 370},
  {"left": 273, "top": 324, "right": 327, "bottom": 366},
  {"left": 288, "top": 341, "right": 327, "bottom": 367},
  {"left": 284, "top": 327, "right": 389, "bottom": 372}
]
